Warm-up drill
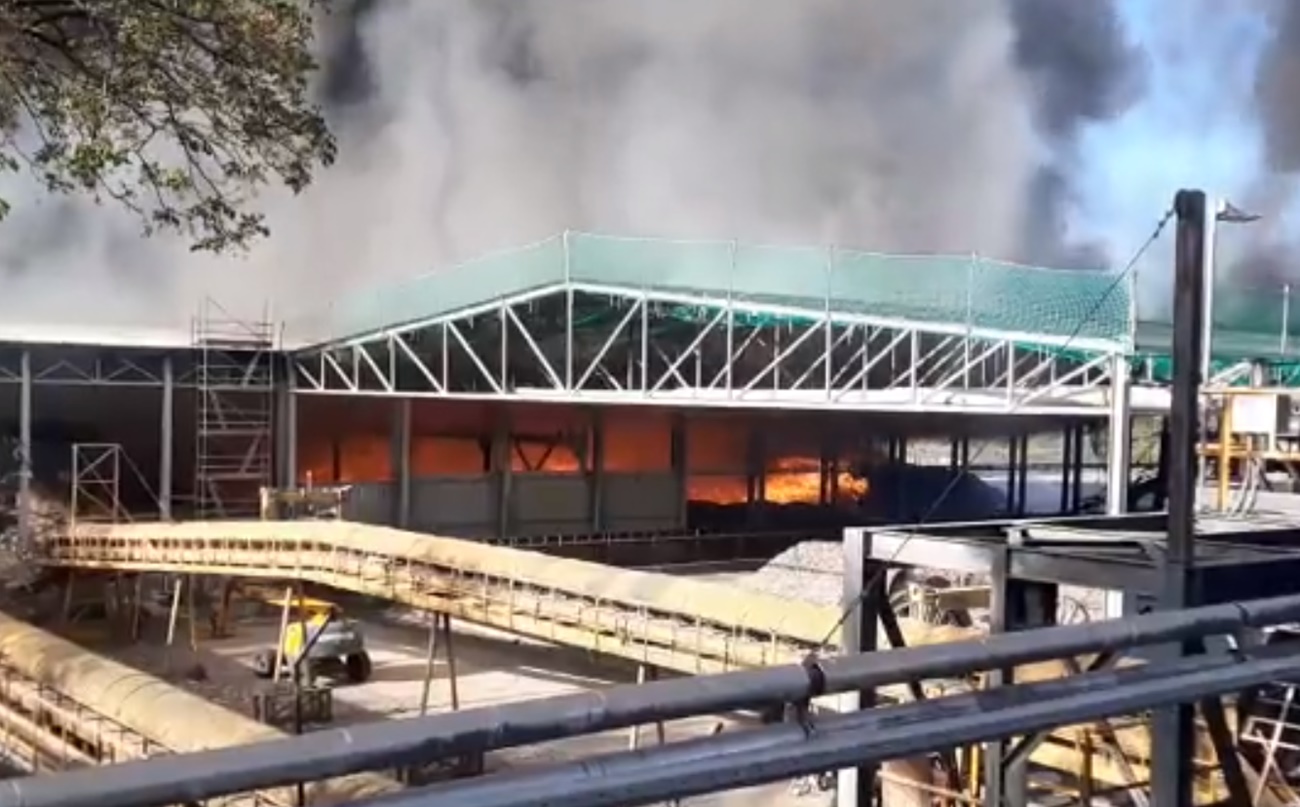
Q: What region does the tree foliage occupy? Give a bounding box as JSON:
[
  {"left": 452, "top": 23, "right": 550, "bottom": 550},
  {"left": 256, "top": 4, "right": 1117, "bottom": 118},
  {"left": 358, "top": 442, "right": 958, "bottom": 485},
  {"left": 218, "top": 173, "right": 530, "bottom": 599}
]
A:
[{"left": 0, "top": 0, "right": 337, "bottom": 252}]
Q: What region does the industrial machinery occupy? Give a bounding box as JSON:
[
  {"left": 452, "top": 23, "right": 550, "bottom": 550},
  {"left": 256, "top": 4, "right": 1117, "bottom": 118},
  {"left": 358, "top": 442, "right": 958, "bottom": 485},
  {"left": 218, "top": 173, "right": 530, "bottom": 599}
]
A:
[
  {"left": 251, "top": 596, "right": 373, "bottom": 684},
  {"left": 259, "top": 484, "right": 350, "bottom": 521},
  {"left": 1199, "top": 388, "right": 1300, "bottom": 513}
]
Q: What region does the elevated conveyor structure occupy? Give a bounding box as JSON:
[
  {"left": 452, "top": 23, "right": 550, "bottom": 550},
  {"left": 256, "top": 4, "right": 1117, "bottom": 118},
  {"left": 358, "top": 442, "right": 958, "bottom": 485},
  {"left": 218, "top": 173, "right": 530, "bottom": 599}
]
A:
[
  {"left": 41, "top": 520, "right": 874, "bottom": 674},
  {"left": 37, "top": 520, "right": 1267, "bottom": 802},
  {"left": 0, "top": 612, "right": 397, "bottom": 806}
]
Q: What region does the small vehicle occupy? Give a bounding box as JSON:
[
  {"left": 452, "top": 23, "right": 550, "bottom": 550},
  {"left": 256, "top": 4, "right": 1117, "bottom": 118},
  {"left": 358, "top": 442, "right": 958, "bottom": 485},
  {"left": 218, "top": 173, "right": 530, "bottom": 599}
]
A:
[{"left": 251, "top": 596, "right": 373, "bottom": 684}]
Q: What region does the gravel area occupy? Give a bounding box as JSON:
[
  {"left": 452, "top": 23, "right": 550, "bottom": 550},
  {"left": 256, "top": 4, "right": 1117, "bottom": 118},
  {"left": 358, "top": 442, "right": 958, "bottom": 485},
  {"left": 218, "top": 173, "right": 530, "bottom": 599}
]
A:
[{"left": 740, "top": 542, "right": 844, "bottom": 607}]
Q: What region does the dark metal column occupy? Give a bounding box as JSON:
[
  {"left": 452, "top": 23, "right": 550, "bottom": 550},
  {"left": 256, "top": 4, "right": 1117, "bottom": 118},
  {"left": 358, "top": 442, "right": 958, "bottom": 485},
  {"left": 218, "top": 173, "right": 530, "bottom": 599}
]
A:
[
  {"left": 159, "top": 355, "right": 174, "bottom": 519},
  {"left": 837, "top": 527, "right": 881, "bottom": 807},
  {"left": 390, "top": 399, "right": 412, "bottom": 529},
  {"left": 1151, "top": 189, "right": 1207, "bottom": 807},
  {"left": 493, "top": 413, "right": 513, "bottom": 538},
  {"left": 1016, "top": 435, "right": 1029, "bottom": 515},
  {"left": 1005, "top": 436, "right": 1019, "bottom": 515},
  {"left": 983, "top": 546, "right": 1059, "bottom": 807},
  {"left": 1070, "top": 423, "right": 1085, "bottom": 511},
  {"left": 744, "top": 421, "right": 764, "bottom": 527},
  {"left": 1059, "top": 424, "right": 1074, "bottom": 514},
  {"left": 671, "top": 413, "right": 688, "bottom": 529},
  {"left": 589, "top": 409, "right": 605, "bottom": 531},
  {"left": 16, "top": 350, "right": 30, "bottom": 542}
]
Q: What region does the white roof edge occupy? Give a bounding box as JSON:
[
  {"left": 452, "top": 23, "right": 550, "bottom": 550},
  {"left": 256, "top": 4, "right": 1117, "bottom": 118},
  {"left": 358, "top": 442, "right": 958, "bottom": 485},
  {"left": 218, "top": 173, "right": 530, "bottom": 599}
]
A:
[{"left": 0, "top": 323, "right": 195, "bottom": 350}]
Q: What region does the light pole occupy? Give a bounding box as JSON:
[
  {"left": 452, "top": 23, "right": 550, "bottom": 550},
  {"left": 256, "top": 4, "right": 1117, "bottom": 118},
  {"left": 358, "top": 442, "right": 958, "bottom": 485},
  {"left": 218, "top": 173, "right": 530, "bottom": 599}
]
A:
[
  {"left": 1202, "top": 199, "right": 1261, "bottom": 379},
  {"left": 1196, "top": 198, "right": 1260, "bottom": 508}
]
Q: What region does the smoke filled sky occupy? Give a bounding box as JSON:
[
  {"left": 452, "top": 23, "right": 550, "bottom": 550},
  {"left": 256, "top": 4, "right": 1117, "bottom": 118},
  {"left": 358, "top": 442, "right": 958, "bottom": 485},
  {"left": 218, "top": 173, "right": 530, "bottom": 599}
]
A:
[{"left": 0, "top": 0, "right": 1295, "bottom": 337}]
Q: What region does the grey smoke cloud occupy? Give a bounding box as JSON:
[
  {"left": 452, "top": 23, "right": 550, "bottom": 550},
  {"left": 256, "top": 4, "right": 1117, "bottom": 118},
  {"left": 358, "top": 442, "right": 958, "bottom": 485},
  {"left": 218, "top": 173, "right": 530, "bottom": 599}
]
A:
[
  {"left": 1210, "top": 0, "right": 1300, "bottom": 293},
  {"left": 0, "top": 0, "right": 1142, "bottom": 337},
  {"left": 1006, "top": 0, "right": 1145, "bottom": 271},
  {"left": 1256, "top": 0, "right": 1300, "bottom": 174}
]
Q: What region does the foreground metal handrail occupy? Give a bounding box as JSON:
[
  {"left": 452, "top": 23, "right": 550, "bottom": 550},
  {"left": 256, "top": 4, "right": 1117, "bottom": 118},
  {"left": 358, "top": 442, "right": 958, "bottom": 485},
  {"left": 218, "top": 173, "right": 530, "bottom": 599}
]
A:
[
  {"left": 378, "top": 647, "right": 1300, "bottom": 807},
  {"left": 6, "top": 594, "right": 1300, "bottom": 807}
]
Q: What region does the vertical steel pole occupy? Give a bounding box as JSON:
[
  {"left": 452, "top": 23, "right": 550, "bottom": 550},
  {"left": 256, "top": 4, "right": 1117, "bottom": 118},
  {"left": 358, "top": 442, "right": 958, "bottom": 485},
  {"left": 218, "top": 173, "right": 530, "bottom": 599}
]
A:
[
  {"left": 836, "top": 528, "right": 879, "bottom": 807},
  {"left": 159, "top": 356, "right": 174, "bottom": 520},
  {"left": 1194, "top": 198, "right": 1219, "bottom": 506},
  {"left": 17, "top": 350, "right": 30, "bottom": 544},
  {"left": 1282, "top": 284, "right": 1291, "bottom": 355},
  {"left": 285, "top": 373, "right": 298, "bottom": 487},
  {"left": 391, "top": 399, "right": 412, "bottom": 529},
  {"left": 1105, "top": 353, "right": 1132, "bottom": 517},
  {"left": 1152, "top": 188, "right": 1207, "bottom": 807},
  {"left": 564, "top": 231, "right": 574, "bottom": 392}
]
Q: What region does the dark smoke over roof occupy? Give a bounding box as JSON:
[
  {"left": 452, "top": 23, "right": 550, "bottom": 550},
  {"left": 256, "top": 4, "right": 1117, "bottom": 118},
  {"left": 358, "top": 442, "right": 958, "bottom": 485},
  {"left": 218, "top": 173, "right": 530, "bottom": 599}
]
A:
[
  {"left": 1256, "top": 1, "right": 1300, "bottom": 174},
  {"left": 0, "top": 0, "right": 1217, "bottom": 331}
]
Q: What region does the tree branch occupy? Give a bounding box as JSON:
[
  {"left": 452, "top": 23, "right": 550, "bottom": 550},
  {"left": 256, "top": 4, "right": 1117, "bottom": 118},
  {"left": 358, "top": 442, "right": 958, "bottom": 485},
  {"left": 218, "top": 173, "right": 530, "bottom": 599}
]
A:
[{"left": 0, "top": 0, "right": 336, "bottom": 252}]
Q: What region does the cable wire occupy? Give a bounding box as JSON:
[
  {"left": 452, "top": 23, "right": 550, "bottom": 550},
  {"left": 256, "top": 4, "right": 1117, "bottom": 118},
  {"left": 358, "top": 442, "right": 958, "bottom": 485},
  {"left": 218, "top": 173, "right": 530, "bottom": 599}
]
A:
[{"left": 814, "top": 207, "right": 1178, "bottom": 647}]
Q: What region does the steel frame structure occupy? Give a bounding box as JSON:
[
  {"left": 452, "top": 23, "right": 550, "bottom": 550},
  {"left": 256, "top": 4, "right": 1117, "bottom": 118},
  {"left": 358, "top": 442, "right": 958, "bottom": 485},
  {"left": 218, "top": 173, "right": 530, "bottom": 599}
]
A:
[
  {"left": 9, "top": 594, "right": 1300, "bottom": 807},
  {"left": 841, "top": 510, "right": 1300, "bottom": 807},
  {"left": 69, "top": 443, "right": 125, "bottom": 526},
  {"left": 191, "top": 300, "right": 276, "bottom": 519},
  {"left": 854, "top": 512, "right": 1300, "bottom": 610},
  {"left": 0, "top": 346, "right": 255, "bottom": 389},
  {"left": 290, "top": 284, "right": 1127, "bottom": 416}
]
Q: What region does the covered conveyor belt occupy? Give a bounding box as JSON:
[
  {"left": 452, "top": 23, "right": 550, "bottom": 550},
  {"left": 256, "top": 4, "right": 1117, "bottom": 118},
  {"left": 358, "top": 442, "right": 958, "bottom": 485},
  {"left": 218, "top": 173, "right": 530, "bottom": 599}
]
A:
[
  {"left": 0, "top": 612, "right": 398, "bottom": 806},
  {"left": 40, "top": 520, "right": 976, "bottom": 674}
]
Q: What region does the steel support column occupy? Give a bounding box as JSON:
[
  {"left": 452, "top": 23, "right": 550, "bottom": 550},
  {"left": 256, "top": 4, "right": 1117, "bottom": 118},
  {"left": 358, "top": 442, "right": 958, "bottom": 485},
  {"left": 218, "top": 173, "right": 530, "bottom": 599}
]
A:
[
  {"left": 746, "top": 422, "right": 765, "bottom": 526},
  {"left": 589, "top": 410, "right": 605, "bottom": 532},
  {"left": 1151, "top": 188, "right": 1208, "bottom": 807},
  {"left": 983, "top": 547, "right": 1059, "bottom": 807},
  {"left": 493, "top": 414, "right": 512, "bottom": 538},
  {"left": 1070, "top": 423, "right": 1084, "bottom": 511},
  {"left": 1015, "top": 435, "right": 1029, "bottom": 515},
  {"left": 391, "top": 399, "right": 412, "bottom": 529},
  {"left": 1106, "top": 353, "right": 1132, "bottom": 516},
  {"left": 671, "top": 413, "right": 687, "bottom": 529},
  {"left": 837, "top": 528, "right": 881, "bottom": 807},
  {"left": 274, "top": 373, "right": 298, "bottom": 489},
  {"left": 1059, "top": 424, "right": 1074, "bottom": 515},
  {"left": 16, "top": 350, "right": 30, "bottom": 543},
  {"left": 1103, "top": 355, "right": 1134, "bottom": 620},
  {"left": 1005, "top": 436, "right": 1019, "bottom": 515},
  {"left": 159, "top": 356, "right": 174, "bottom": 520}
]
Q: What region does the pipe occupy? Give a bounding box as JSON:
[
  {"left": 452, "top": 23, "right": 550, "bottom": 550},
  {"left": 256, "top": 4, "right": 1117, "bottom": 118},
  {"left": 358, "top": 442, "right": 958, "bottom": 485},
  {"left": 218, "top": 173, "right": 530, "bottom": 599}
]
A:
[
  {"left": 367, "top": 648, "right": 1300, "bottom": 807},
  {"left": 0, "top": 698, "right": 96, "bottom": 769},
  {"left": 1, "top": 680, "right": 152, "bottom": 762},
  {"left": 11, "top": 593, "right": 1300, "bottom": 807},
  {"left": 0, "top": 612, "right": 398, "bottom": 806}
]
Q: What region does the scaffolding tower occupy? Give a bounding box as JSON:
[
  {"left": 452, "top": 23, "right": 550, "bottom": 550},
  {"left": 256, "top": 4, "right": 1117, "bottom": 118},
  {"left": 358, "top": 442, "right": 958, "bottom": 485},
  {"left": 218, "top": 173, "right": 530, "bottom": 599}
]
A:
[{"left": 192, "top": 298, "right": 276, "bottom": 519}]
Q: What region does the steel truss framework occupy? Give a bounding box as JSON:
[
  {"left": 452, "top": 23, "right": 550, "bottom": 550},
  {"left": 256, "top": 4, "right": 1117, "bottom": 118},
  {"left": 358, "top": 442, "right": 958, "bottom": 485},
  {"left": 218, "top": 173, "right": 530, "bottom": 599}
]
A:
[
  {"left": 291, "top": 284, "right": 1127, "bottom": 416},
  {"left": 69, "top": 443, "right": 125, "bottom": 525},
  {"left": 0, "top": 345, "right": 268, "bottom": 390}
]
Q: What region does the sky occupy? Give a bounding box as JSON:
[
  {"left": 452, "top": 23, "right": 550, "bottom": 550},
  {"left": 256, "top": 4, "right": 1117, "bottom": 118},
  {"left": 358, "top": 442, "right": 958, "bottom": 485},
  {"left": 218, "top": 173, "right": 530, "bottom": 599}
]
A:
[
  {"left": 1078, "top": 0, "right": 1273, "bottom": 308},
  {"left": 0, "top": 0, "right": 1295, "bottom": 337}
]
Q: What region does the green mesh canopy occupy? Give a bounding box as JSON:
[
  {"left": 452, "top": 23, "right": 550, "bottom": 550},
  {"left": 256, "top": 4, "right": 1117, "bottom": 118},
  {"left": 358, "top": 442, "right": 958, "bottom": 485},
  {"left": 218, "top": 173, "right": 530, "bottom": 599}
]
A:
[
  {"left": 301, "top": 233, "right": 1136, "bottom": 348},
  {"left": 1135, "top": 282, "right": 1300, "bottom": 362}
]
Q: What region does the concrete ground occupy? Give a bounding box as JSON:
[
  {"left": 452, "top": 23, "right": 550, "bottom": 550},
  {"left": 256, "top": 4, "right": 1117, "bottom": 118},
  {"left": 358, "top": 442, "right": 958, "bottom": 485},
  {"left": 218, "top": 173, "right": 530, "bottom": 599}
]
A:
[{"left": 80, "top": 608, "right": 833, "bottom": 807}]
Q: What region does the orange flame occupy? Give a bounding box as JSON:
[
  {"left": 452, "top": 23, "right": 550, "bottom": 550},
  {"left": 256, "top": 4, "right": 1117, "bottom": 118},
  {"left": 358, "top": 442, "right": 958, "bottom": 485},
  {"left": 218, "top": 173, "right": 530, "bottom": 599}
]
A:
[
  {"left": 295, "top": 400, "right": 869, "bottom": 508},
  {"left": 687, "top": 457, "right": 868, "bottom": 505}
]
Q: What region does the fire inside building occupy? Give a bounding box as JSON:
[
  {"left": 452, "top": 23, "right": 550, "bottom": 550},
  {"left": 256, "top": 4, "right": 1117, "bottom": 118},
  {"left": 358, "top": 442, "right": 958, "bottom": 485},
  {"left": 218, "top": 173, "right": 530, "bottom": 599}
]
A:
[
  {"left": 0, "top": 235, "right": 1160, "bottom": 543},
  {"left": 17, "top": 214, "right": 1300, "bottom": 807}
]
